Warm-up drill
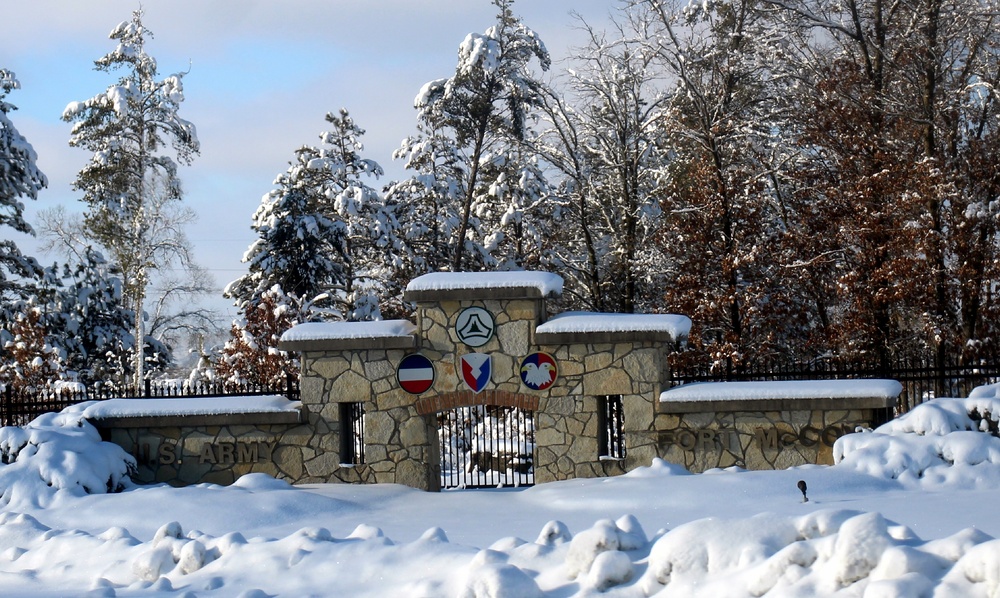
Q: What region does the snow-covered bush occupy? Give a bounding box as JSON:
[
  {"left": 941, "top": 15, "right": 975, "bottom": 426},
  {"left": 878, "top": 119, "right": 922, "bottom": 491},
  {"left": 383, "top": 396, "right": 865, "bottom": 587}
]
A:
[
  {"left": 834, "top": 390, "right": 1000, "bottom": 485},
  {"left": 564, "top": 515, "right": 647, "bottom": 585},
  {"left": 0, "top": 410, "right": 135, "bottom": 508}
]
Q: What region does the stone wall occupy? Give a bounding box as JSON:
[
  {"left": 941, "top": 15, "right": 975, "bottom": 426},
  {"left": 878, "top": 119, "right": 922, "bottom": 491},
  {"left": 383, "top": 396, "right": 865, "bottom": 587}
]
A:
[
  {"left": 93, "top": 413, "right": 306, "bottom": 486},
  {"left": 655, "top": 403, "right": 885, "bottom": 472},
  {"left": 299, "top": 346, "right": 439, "bottom": 490},
  {"left": 532, "top": 341, "right": 668, "bottom": 482}
]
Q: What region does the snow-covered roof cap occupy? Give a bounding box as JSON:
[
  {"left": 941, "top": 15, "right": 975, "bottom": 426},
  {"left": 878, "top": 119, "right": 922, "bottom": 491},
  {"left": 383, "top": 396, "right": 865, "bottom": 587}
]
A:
[
  {"left": 404, "top": 271, "right": 563, "bottom": 301},
  {"left": 74, "top": 395, "right": 302, "bottom": 427},
  {"left": 535, "top": 311, "right": 691, "bottom": 344},
  {"left": 659, "top": 380, "right": 901, "bottom": 413},
  {"left": 279, "top": 320, "right": 417, "bottom": 352}
]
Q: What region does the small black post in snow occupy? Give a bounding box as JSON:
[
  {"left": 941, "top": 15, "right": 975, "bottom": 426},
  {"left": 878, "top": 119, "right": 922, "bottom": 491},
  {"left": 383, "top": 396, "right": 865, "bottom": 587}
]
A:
[{"left": 797, "top": 480, "right": 808, "bottom": 503}]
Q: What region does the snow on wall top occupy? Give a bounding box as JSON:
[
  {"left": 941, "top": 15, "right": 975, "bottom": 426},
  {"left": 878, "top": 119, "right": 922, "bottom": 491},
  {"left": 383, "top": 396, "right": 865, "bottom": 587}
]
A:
[
  {"left": 660, "top": 379, "right": 903, "bottom": 402},
  {"left": 72, "top": 395, "right": 301, "bottom": 419},
  {"left": 405, "top": 271, "right": 564, "bottom": 296},
  {"left": 280, "top": 320, "right": 417, "bottom": 343},
  {"left": 536, "top": 311, "right": 692, "bottom": 338}
]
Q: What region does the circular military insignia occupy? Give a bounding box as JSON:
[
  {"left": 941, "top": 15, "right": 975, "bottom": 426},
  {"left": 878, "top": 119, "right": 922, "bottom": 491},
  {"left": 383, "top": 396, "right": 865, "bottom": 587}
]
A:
[
  {"left": 455, "top": 306, "right": 495, "bottom": 347},
  {"left": 397, "top": 353, "right": 435, "bottom": 394},
  {"left": 520, "top": 352, "right": 558, "bottom": 391}
]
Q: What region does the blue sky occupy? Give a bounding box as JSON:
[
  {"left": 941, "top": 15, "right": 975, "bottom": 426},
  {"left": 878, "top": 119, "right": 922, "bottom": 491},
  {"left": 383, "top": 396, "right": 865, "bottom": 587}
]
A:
[{"left": 2, "top": 0, "right": 617, "bottom": 324}]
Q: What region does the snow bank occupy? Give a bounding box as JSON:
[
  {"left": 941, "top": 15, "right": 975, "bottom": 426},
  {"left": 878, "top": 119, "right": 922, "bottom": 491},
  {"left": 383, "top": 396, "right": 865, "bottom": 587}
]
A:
[
  {"left": 0, "top": 411, "right": 135, "bottom": 509},
  {"left": 280, "top": 319, "right": 416, "bottom": 343},
  {"left": 537, "top": 311, "right": 692, "bottom": 339},
  {"left": 637, "top": 509, "right": 993, "bottom": 597},
  {"left": 406, "top": 271, "right": 564, "bottom": 296},
  {"left": 835, "top": 394, "right": 1000, "bottom": 486},
  {"left": 662, "top": 379, "right": 903, "bottom": 402},
  {"left": 6, "top": 493, "right": 1000, "bottom": 596}
]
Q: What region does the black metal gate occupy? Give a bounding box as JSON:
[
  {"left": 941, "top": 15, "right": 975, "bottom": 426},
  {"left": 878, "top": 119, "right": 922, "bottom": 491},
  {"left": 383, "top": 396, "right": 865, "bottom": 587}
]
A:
[{"left": 439, "top": 405, "right": 535, "bottom": 489}]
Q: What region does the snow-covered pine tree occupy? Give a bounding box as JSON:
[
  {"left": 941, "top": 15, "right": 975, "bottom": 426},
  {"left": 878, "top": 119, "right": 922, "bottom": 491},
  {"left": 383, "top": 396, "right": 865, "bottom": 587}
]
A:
[
  {"left": 307, "top": 109, "right": 402, "bottom": 320},
  {"left": 38, "top": 247, "right": 137, "bottom": 385},
  {"left": 227, "top": 109, "right": 400, "bottom": 321},
  {"left": 482, "top": 149, "right": 551, "bottom": 272},
  {"left": 387, "top": 122, "right": 470, "bottom": 277},
  {"left": 0, "top": 69, "right": 46, "bottom": 312},
  {"left": 62, "top": 10, "right": 200, "bottom": 387},
  {"left": 226, "top": 181, "right": 342, "bottom": 312},
  {"left": 389, "top": 0, "right": 551, "bottom": 272}
]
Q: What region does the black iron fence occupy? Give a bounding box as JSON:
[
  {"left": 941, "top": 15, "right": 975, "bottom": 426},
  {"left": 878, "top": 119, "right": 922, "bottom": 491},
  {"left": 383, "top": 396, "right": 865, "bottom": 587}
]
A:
[
  {"left": 598, "top": 395, "right": 626, "bottom": 460},
  {"left": 439, "top": 405, "right": 535, "bottom": 489},
  {"left": 668, "top": 352, "right": 1000, "bottom": 413},
  {"left": 1, "top": 377, "right": 300, "bottom": 427},
  {"left": 339, "top": 402, "right": 366, "bottom": 465}
]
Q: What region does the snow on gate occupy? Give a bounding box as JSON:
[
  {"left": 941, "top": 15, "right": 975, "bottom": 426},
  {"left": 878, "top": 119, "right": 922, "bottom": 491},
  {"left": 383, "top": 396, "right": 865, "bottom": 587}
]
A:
[{"left": 439, "top": 405, "right": 535, "bottom": 489}]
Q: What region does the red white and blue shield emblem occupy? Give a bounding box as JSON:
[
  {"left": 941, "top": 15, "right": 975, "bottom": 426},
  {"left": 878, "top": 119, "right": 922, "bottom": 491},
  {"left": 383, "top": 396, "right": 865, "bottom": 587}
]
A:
[{"left": 460, "top": 353, "right": 491, "bottom": 394}]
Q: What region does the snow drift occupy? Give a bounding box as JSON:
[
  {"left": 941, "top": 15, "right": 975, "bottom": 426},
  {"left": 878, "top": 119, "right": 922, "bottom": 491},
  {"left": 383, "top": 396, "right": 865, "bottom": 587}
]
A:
[
  {"left": 835, "top": 387, "right": 1000, "bottom": 486},
  {"left": 0, "top": 410, "right": 134, "bottom": 509}
]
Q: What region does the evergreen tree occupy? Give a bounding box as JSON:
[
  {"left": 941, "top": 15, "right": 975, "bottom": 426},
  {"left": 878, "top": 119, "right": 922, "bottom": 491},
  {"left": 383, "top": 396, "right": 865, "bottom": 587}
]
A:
[
  {"left": 62, "top": 9, "right": 200, "bottom": 386},
  {"left": 227, "top": 109, "right": 398, "bottom": 320},
  {"left": 0, "top": 68, "right": 46, "bottom": 310},
  {"left": 305, "top": 109, "right": 402, "bottom": 320},
  {"left": 389, "top": 0, "right": 551, "bottom": 272},
  {"left": 39, "top": 248, "right": 137, "bottom": 384}
]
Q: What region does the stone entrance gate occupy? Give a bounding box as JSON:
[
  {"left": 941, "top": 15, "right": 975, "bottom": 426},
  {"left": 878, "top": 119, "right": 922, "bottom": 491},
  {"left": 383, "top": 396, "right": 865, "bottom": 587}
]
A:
[
  {"left": 278, "top": 271, "right": 692, "bottom": 491},
  {"left": 85, "top": 270, "right": 899, "bottom": 489}
]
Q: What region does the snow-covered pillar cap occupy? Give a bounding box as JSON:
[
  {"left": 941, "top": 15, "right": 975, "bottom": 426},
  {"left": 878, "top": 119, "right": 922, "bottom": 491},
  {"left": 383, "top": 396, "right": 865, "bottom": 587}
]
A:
[{"left": 403, "top": 271, "right": 564, "bottom": 302}]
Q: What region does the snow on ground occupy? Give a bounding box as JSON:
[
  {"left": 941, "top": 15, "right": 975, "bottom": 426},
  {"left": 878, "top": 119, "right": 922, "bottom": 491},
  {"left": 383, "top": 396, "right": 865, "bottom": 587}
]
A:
[{"left": 4, "top": 389, "right": 1000, "bottom": 595}]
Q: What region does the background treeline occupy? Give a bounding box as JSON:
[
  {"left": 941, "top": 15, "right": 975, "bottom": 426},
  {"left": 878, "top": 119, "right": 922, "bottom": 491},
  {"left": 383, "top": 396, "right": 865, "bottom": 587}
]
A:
[{"left": 2, "top": 0, "right": 999, "bottom": 390}]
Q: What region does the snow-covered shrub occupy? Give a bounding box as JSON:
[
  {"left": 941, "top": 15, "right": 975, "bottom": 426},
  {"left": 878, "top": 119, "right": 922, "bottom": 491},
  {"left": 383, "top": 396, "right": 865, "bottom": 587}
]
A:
[
  {"left": 831, "top": 512, "right": 892, "bottom": 585},
  {"left": 586, "top": 550, "right": 634, "bottom": 591},
  {"left": 614, "top": 514, "right": 648, "bottom": 551},
  {"left": 644, "top": 513, "right": 802, "bottom": 590},
  {"left": 458, "top": 562, "right": 542, "bottom": 598},
  {"left": 834, "top": 393, "right": 1000, "bottom": 485},
  {"left": 564, "top": 519, "right": 621, "bottom": 579},
  {"left": 0, "top": 410, "right": 135, "bottom": 508},
  {"left": 535, "top": 520, "right": 571, "bottom": 546}
]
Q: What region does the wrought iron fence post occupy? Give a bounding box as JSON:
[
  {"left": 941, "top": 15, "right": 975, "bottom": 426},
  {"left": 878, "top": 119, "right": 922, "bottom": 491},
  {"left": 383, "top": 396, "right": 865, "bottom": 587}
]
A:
[{"left": 3, "top": 386, "right": 11, "bottom": 427}]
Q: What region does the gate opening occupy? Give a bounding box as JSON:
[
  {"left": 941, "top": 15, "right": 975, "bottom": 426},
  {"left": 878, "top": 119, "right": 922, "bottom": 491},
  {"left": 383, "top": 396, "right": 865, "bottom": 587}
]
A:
[{"left": 439, "top": 405, "right": 535, "bottom": 489}]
